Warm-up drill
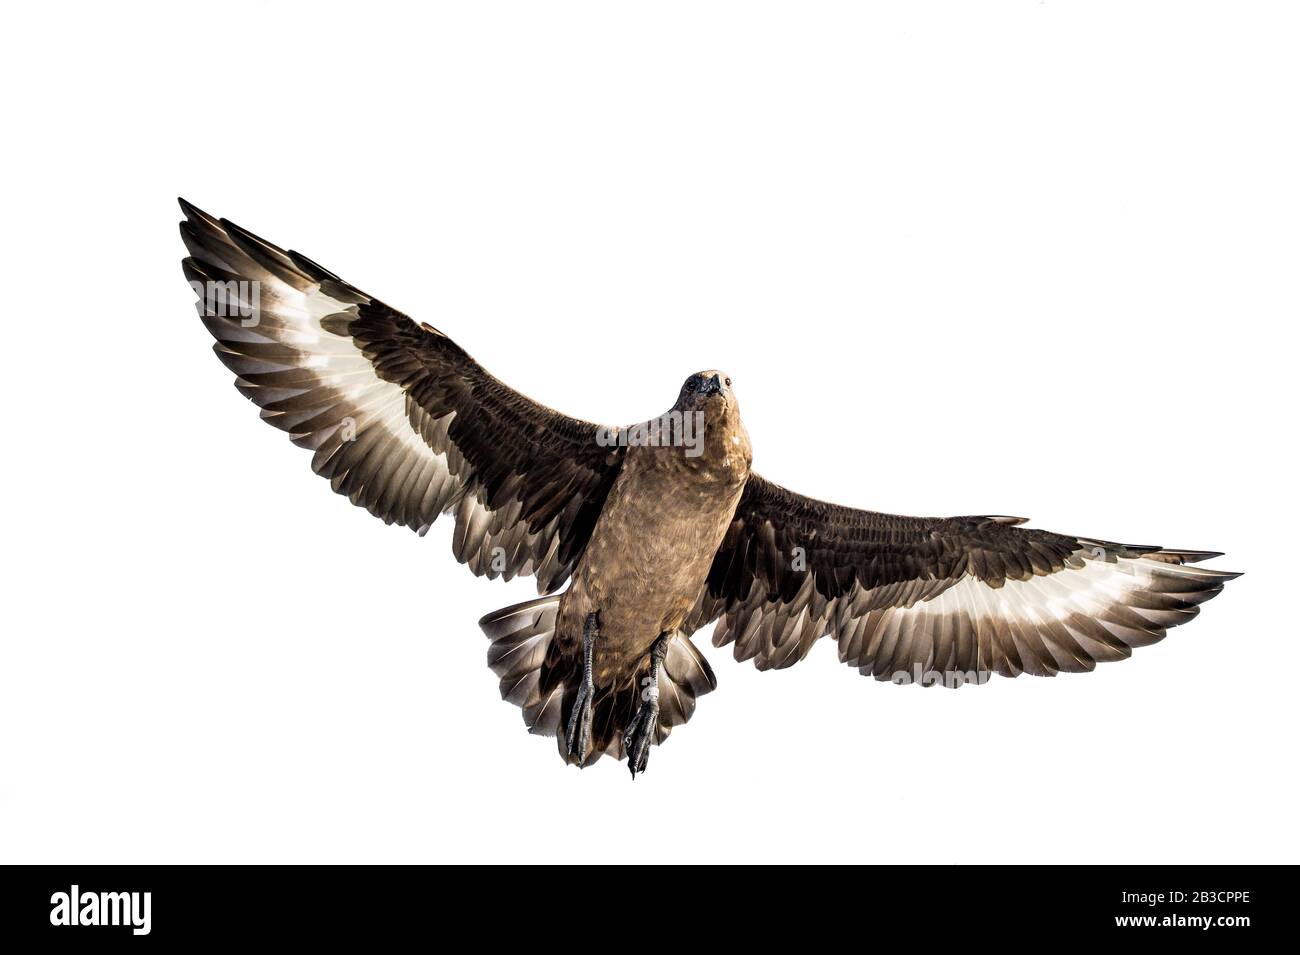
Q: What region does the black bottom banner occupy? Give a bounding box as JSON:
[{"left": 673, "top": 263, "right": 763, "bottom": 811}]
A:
[{"left": 0, "top": 864, "right": 1284, "bottom": 944}]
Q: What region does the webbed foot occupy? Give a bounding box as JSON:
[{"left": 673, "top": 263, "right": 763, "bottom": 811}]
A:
[{"left": 623, "top": 633, "right": 668, "bottom": 778}]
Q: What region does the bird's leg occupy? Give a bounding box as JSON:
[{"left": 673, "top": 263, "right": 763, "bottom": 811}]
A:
[
  {"left": 564, "top": 611, "right": 599, "bottom": 763},
  {"left": 623, "top": 632, "right": 668, "bottom": 779}
]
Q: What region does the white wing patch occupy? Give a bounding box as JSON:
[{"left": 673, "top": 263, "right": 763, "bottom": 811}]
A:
[
  {"left": 832, "top": 555, "right": 1234, "bottom": 685},
  {"left": 185, "top": 204, "right": 590, "bottom": 593}
]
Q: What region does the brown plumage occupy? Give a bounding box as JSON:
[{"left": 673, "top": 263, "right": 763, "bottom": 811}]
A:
[{"left": 179, "top": 199, "right": 1240, "bottom": 775}]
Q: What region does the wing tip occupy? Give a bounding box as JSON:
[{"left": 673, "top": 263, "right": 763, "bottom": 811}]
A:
[
  {"left": 1164, "top": 549, "right": 1225, "bottom": 563},
  {"left": 1145, "top": 548, "right": 1232, "bottom": 566},
  {"left": 178, "top": 197, "right": 224, "bottom": 235}
]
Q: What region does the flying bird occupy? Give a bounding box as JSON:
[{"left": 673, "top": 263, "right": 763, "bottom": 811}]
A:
[{"left": 179, "top": 199, "right": 1239, "bottom": 776}]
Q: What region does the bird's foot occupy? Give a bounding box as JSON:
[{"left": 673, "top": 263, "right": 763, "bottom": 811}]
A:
[
  {"left": 565, "top": 679, "right": 593, "bottom": 764},
  {"left": 623, "top": 695, "right": 658, "bottom": 778},
  {"left": 564, "top": 612, "right": 599, "bottom": 763},
  {"left": 623, "top": 633, "right": 668, "bottom": 779}
]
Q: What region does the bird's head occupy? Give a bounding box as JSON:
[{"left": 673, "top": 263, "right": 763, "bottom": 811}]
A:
[
  {"left": 670, "top": 370, "right": 747, "bottom": 468},
  {"left": 674, "top": 370, "right": 733, "bottom": 412}
]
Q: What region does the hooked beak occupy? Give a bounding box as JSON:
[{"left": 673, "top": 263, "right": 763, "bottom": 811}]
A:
[{"left": 698, "top": 373, "right": 723, "bottom": 396}]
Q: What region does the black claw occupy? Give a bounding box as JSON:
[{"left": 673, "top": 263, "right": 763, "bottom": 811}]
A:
[
  {"left": 624, "top": 636, "right": 667, "bottom": 779},
  {"left": 624, "top": 708, "right": 653, "bottom": 778}
]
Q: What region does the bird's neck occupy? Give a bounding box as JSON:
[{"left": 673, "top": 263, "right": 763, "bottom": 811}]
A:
[{"left": 623, "top": 404, "right": 751, "bottom": 485}]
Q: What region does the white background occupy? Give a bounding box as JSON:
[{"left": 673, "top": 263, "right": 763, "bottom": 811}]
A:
[{"left": 2, "top": 2, "right": 1296, "bottom": 864}]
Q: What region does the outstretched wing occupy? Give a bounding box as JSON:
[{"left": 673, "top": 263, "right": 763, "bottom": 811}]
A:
[
  {"left": 688, "top": 474, "right": 1238, "bottom": 684},
  {"left": 179, "top": 199, "right": 623, "bottom": 593}
]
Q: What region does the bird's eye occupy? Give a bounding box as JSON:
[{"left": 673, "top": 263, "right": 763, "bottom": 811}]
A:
[{"left": 685, "top": 379, "right": 698, "bottom": 393}]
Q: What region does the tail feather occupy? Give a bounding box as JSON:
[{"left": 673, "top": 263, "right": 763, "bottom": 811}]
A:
[
  {"left": 480, "top": 595, "right": 566, "bottom": 736},
  {"left": 661, "top": 636, "right": 718, "bottom": 729},
  {"left": 480, "top": 596, "right": 717, "bottom": 766}
]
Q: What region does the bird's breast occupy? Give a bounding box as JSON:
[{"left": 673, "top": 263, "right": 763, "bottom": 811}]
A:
[{"left": 559, "top": 445, "right": 747, "bottom": 677}]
